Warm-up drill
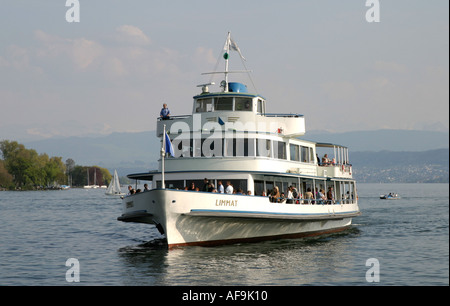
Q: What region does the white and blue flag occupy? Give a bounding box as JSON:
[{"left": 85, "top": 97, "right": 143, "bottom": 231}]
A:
[{"left": 164, "top": 132, "right": 174, "bottom": 157}]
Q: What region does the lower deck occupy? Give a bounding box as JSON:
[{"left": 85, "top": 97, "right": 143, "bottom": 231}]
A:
[{"left": 127, "top": 170, "right": 358, "bottom": 205}]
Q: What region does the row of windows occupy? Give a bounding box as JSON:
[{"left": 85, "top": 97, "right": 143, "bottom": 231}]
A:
[
  {"left": 195, "top": 97, "right": 265, "bottom": 113},
  {"left": 254, "top": 177, "right": 357, "bottom": 203},
  {"left": 155, "top": 177, "right": 356, "bottom": 204},
  {"left": 169, "top": 136, "right": 314, "bottom": 163},
  {"left": 156, "top": 179, "right": 247, "bottom": 192}
]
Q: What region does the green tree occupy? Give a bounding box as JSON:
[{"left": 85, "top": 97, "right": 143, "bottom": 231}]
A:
[
  {"left": 0, "top": 160, "right": 14, "bottom": 189},
  {"left": 0, "top": 140, "right": 67, "bottom": 190}
]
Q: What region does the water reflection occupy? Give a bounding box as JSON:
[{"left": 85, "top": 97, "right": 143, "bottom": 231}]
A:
[{"left": 117, "top": 228, "right": 360, "bottom": 286}]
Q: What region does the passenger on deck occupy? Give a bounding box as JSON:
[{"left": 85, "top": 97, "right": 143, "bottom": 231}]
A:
[
  {"left": 160, "top": 103, "right": 171, "bottom": 120},
  {"left": 322, "top": 154, "right": 330, "bottom": 165},
  {"left": 317, "top": 189, "right": 326, "bottom": 204},
  {"left": 127, "top": 185, "right": 134, "bottom": 195},
  {"left": 279, "top": 192, "right": 286, "bottom": 203},
  {"left": 202, "top": 178, "right": 209, "bottom": 192},
  {"left": 217, "top": 180, "right": 225, "bottom": 193},
  {"left": 305, "top": 187, "right": 314, "bottom": 204},
  {"left": 269, "top": 186, "right": 280, "bottom": 203},
  {"left": 286, "top": 186, "right": 294, "bottom": 203},
  {"left": 327, "top": 186, "right": 334, "bottom": 204},
  {"left": 225, "top": 181, "right": 234, "bottom": 194}
]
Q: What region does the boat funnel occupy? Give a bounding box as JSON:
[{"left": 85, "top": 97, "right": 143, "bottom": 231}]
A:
[{"left": 228, "top": 82, "right": 248, "bottom": 93}]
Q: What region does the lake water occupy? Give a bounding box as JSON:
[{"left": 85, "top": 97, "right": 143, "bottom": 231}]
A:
[{"left": 0, "top": 183, "right": 448, "bottom": 286}]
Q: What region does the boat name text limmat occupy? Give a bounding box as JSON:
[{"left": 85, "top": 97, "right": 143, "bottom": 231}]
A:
[{"left": 215, "top": 199, "right": 238, "bottom": 206}]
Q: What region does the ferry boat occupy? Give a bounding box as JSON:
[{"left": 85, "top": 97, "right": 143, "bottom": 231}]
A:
[{"left": 118, "top": 33, "right": 361, "bottom": 248}]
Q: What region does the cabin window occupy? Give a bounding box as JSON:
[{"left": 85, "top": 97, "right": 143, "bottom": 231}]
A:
[
  {"left": 274, "top": 141, "right": 287, "bottom": 159},
  {"left": 254, "top": 180, "right": 265, "bottom": 196},
  {"left": 214, "top": 97, "right": 233, "bottom": 111},
  {"left": 289, "top": 144, "right": 300, "bottom": 161},
  {"left": 256, "top": 139, "right": 271, "bottom": 157},
  {"left": 156, "top": 180, "right": 184, "bottom": 189},
  {"left": 219, "top": 179, "right": 247, "bottom": 193},
  {"left": 224, "top": 135, "right": 254, "bottom": 157},
  {"left": 201, "top": 138, "right": 223, "bottom": 157},
  {"left": 195, "top": 98, "right": 213, "bottom": 112},
  {"left": 257, "top": 99, "right": 265, "bottom": 114},
  {"left": 301, "top": 146, "right": 311, "bottom": 163},
  {"left": 235, "top": 98, "right": 252, "bottom": 111}
]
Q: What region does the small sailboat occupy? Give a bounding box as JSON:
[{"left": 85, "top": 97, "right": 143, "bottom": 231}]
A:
[
  {"left": 83, "top": 168, "right": 92, "bottom": 189},
  {"left": 105, "top": 170, "right": 124, "bottom": 196}
]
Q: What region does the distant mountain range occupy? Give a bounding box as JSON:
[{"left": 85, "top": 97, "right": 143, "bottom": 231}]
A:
[
  {"left": 303, "top": 129, "right": 449, "bottom": 152},
  {"left": 20, "top": 129, "right": 449, "bottom": 182}
]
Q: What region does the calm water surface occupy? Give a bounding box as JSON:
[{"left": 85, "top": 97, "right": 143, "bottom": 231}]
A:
[{"left": 0, "top": 183, "right": 448, "bottom": 286}]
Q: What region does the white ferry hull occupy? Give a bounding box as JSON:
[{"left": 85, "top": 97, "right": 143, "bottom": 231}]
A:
[{"left": 118, "top": 189, "right": 360, "bottom": 248}]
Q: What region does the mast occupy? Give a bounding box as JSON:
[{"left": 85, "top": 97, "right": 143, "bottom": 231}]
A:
[
  {"left": 201, "top": 32, "right": 251, "bottom": 93},
  {"left": 223, "top": 32, "right": 231, "bottom": 92},
  {"left": 161, "top": 124, "right": 166, "bottom": 189}
]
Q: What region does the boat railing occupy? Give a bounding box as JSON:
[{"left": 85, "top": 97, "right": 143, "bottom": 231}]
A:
[
  {"left": 270, "top": 197, "right": 357, "bottom": 205},
  {"left": 157, "top": 115, "right": 191, "bottom": 121},
  {"left": 317, "top": 163, "right": 353, "bottom": 178},
  {"left": 262, "top": 113, "right": 304, "bottom": 118}
]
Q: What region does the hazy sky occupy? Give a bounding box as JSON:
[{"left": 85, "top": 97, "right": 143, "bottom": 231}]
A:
[{"left": 0, "top": 0, "right": 448, "bottom": 141}]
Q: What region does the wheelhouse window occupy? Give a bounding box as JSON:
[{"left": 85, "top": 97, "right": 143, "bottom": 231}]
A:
[
  {"left": 195, "top": 98, "right": 213, "bottom": 113},
  {"left": 214, "top": 97, "right": 233, "bottom": 111},
  {"left": 257, "top": 99, "right": 265, "bottom": 114},
  {"left": 235, "top": 98, "right": 252, "bottom": 111}
]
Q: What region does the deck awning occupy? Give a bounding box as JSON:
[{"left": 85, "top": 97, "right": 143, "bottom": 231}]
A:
[{"left": 127, "top": 172, "right": 156, "bottom": 181}]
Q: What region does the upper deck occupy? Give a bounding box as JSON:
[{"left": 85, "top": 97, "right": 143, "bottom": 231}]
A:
[{"left": 156, "top": 85, "right": 306, "bottom": 139}]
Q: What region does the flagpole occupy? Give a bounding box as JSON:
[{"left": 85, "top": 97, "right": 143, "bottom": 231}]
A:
[
  {"left": 224, "top": 32, "right": 231, "bottom": 92},
  {"left": 161, "top": 124, "right": 166, "bottom": 189}
]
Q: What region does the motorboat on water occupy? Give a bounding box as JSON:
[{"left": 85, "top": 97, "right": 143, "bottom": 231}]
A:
[
  {"left": 118, "top": 33, "right": 361, "bottom": 248},
  {"left": 380, "top": 193, "right": 400, "bottom": 200}
]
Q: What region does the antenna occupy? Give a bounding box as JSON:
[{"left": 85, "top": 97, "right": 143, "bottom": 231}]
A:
[{"left": 196, "top": 82, "right": 215, "bottom": 93}]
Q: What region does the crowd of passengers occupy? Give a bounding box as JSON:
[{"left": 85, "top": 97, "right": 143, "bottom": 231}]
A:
[
  {"left": 266, "top": 186, "right": 354, "bottom": 204},
  {"left": 126, "top": 178, "right": 354, "bottom": 205}
]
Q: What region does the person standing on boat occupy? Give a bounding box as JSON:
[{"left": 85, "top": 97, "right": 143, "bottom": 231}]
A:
[
  {"left": 160, "top": 103, "right": 170, "bottom": 120},
  {"left": 327, "top": 187, "right": 334, "bottom": 204},
  {"left": 225, "top": 181, "right": 234, "bottom": 194},
  {"left": 217, "top": 180, "right": 225, "bottom": 193}
]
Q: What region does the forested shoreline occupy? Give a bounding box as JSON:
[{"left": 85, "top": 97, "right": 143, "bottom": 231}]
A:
[{"left": 0, "top": 140, "right": 111, "bottom": 190}]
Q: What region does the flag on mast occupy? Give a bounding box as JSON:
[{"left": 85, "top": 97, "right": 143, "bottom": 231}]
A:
[
  {"left": 229, "top": 37, "right": 246, "bottom": 61},
  {"left": 223, "top": 33, "right": 246, "bottom": 61},
  {"left": 164, "top": 132, "right": 174, "bottom": 157}
]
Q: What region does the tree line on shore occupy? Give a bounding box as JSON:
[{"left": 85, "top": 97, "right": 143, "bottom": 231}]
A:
[{"left": 0, "top": 140, "right": 112, "bottom": 190}]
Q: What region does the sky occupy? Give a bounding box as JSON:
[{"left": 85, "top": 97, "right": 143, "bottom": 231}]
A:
[{"left": 0, "top": 0, "right": 448, "bottom": 142}]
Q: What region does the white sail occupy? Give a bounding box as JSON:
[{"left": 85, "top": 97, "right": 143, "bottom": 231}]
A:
[{"left": 105, "top": 170, "right": 123, "bottom": 195}]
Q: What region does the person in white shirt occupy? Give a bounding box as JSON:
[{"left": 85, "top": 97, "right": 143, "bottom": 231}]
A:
[
  {"left": 217, "top": 180, "right": 225, "bottom": 193},
  {"left": 287, "top": 186, "right": 294, "bottom": 203},
  {"left": 225, "top": 181, "right": 234, "bottom": 194}
]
